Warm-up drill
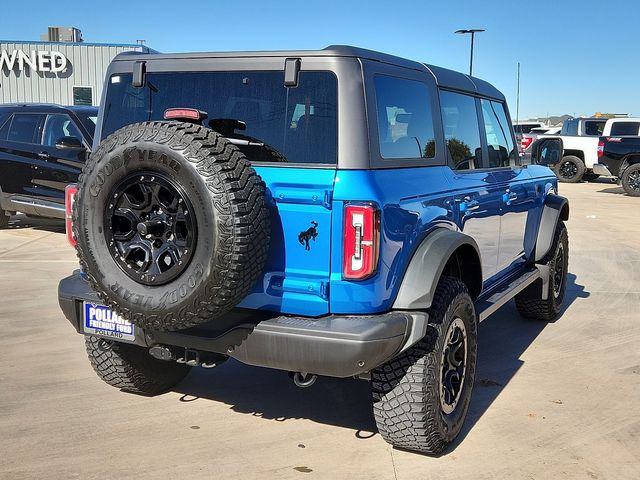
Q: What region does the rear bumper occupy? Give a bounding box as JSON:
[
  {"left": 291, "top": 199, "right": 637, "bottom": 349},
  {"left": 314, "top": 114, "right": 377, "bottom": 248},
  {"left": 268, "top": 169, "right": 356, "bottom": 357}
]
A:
[
  {"left": 593, "top": 163, "right": 614, "bottom": 177},
  {"left": 58, "top": 272, "right": 426, "bottom": 378}
]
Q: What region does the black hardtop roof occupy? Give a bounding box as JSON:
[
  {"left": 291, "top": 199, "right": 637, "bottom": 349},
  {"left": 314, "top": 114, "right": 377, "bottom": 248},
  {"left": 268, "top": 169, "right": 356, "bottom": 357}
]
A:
[
  {"left": 0, "top": 103, "right": 98, "bottom": 113},
  {"left": 112, "top": 45, "right": 504, "bottom": 101}
]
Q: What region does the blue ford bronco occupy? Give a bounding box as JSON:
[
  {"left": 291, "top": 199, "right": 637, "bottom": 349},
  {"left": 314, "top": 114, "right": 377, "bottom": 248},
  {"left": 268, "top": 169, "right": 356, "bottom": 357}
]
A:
[{"left": 58, "top": 46, "right": 568, "bottom": 454}]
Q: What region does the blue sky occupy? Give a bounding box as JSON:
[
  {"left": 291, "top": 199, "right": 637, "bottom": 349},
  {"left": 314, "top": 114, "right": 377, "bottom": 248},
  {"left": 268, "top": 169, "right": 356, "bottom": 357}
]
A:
[{"left": 1, "top": 0, "right": 637, "bottom": 119}]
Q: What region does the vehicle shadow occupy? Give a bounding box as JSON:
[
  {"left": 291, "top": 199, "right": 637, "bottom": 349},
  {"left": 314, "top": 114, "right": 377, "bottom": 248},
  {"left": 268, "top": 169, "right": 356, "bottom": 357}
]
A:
[
  {"left": 173, "top": 273, "right": 589, "bottom": 448},
  {"left": 5, "top": 214, "right": 65, "bottom": 233},
  {"left": 448, "top": 272, "right": 588, "bottom": 452},
  {"left": 597, "top": 185, "right": 626, "bottom": 195}
]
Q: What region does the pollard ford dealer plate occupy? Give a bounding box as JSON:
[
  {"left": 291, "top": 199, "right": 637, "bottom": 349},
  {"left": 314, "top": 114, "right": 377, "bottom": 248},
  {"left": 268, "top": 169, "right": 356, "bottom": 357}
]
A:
[{"left": 83, "top": 302, "right": 135, "bottom": 342}]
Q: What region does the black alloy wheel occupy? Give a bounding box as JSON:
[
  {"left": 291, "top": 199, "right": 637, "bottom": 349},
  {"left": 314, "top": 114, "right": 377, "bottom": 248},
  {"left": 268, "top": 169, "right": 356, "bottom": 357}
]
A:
[
  {"left": 559, "top": 160, "right": 578, "bottom": 180},
  {"left": 105, "top": 172, "right": 197, "bottom": 286},
  {"left": 552, "top": 242, "right": 565, "bottom": 299},
  {"left": 625, "top": 169, "right": 640, "bottom": 193},
  {"left": 440, "top": 317, "right": 468, "bottom": 415}
]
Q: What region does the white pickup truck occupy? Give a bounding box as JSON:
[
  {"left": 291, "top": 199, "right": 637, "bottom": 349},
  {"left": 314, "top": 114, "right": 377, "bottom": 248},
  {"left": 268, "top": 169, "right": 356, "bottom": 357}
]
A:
[{"left": 545, "top": 117, "right": 607, "bottom": 182}]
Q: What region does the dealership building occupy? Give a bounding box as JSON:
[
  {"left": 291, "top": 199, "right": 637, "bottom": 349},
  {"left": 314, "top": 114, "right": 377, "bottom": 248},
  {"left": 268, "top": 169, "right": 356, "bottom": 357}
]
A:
[{"left": 0, "top": 28, "right": 152, "bottom": 106}]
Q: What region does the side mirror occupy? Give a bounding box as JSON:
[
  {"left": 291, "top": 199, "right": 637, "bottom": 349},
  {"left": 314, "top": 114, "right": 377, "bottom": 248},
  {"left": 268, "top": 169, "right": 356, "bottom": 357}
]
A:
[
  {"left": 55, "top": 136, "right": 85, "bottom": 150},
  {"left": 531, "top": 138, "right": 563, "bottom": 165}
]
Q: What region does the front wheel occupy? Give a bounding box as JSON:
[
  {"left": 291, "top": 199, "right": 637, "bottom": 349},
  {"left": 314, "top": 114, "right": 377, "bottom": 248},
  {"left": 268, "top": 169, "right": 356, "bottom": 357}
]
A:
[
  {"left": 515, "top": 221, "right": 569, "bottom": 321},
  {"left": 85, "top": 336, "right": 191, "bottom": 395},
  {"left": 371, "top": 277, "right": 477, "bottom": 455},
  {"left": 554, "top": 155, "right": 585, "bottom": 183},
  {"left": 621, "top": 163, "right": 640, "bottom": 196}
]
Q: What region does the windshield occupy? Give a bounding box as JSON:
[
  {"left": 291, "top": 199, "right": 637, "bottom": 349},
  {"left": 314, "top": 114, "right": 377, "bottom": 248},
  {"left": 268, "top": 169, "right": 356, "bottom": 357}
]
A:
[
  {"left": 101, "top": 71, "right": 338, "bottom": 165},
  {"left": 75, "top": 111, "right": 98, "bottom": 139}
]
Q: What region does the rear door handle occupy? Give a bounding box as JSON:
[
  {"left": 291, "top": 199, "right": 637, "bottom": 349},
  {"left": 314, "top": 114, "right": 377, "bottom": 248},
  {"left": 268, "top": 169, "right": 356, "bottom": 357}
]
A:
[{"left": 37, "top": 151, "right": 50, "bottom": 159}]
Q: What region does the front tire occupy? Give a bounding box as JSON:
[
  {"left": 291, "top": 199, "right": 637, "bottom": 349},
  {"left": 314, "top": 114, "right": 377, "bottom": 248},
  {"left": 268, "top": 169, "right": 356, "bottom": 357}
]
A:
[
  {"left": 372, "top": 277, "right": 477, "bottom": 455},
  {"left": 621, "top": 163, "right": 640, "bottom": 196},
  {"left": 554, "top": 155, "right": 585, "bottom": 183},
  {"left": 515, "top": 221, "right": 569, "bottom": 321},
  {"left": 85, "top": 336, "right": 191, "bottom": 395}
]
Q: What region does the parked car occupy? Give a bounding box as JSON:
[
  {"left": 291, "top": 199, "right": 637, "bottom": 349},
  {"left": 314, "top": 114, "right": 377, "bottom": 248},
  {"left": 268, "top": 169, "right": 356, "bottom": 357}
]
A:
[
  {"left": 513, "top": 121, "right": 545, "bottom": 135},
  {"left": 58, "top": 46, "right": 569, "bottom": 455},
  {"left": 0, "top": 104, "right": 97, "bottom": 227},
  {"left": 601, "top": 117, "right": 640, "bottom": 137},
  {"left": 543, "top": 117, "right": 606, "bottom": 182},
  {"left": 596, "top": 136, "right": 640, "bottom": 196},
  {"left": 520, "top": 126, "right": 562, "bottom": 162}
]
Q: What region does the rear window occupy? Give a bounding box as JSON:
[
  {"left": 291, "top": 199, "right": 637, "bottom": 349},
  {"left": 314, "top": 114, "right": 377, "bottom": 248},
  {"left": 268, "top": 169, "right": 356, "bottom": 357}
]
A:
[
  {"left": 101, "top": 71, "right": 338, "bottom": 165},
  {"left": 610, "top": 121, "right": 640, "bottom": 136}
]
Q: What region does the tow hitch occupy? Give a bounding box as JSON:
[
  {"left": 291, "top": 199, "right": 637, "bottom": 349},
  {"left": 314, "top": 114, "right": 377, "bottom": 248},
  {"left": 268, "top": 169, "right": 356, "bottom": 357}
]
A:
[{"left": 149, "top": 345, "right": 226, "bottom": 369}]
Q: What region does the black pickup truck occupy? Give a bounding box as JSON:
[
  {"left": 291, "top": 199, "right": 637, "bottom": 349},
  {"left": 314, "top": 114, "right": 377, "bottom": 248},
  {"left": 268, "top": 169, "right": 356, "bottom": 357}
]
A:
[{"left": 596, "top": 137, "right": 640, "bottom": 196}]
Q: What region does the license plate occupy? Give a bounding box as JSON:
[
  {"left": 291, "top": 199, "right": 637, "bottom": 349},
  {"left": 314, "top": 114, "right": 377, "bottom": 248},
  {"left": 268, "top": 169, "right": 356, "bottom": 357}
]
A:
[{"left": 83, "top": 302, "right": 135, "bottom": 342}]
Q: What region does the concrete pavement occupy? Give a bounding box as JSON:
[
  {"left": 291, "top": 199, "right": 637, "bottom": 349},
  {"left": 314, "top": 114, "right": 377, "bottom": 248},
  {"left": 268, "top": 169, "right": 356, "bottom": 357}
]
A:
[{"left": 0, "top": 180, "right": 639, "bottom": 479}]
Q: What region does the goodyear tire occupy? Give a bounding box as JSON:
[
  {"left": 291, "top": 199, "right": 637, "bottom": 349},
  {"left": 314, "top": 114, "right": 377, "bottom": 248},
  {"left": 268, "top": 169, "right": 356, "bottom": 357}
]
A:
[
  {"left": 372, "top": 277, "right": 477, "bottom": 455},
  {"left": 515, "top": 221, "right": 568, "bottom": 321},
  {"left": 85, "top": 335, "right": 190, "bottom": 394},
  {"left": 74, "top": 121, "right": 270, "bottom": 331}
]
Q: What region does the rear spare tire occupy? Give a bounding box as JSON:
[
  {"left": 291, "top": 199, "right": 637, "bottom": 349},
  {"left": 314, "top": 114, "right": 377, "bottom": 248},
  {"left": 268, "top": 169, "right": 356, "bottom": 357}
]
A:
[{"left": 74, "top": 121, "right": 270, "bottom": 331}]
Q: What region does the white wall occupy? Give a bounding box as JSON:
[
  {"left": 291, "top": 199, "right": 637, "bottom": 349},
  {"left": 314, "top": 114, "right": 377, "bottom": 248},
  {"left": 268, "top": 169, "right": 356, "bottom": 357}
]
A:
[{"left": 0, "top": 41, "right": 146, "bottom": 106}]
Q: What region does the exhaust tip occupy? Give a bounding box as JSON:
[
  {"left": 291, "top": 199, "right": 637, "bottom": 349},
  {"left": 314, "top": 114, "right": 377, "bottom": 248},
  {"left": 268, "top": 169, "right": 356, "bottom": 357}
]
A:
[{"left": 292, "top": 372, "right": 317, "bottom": 388}]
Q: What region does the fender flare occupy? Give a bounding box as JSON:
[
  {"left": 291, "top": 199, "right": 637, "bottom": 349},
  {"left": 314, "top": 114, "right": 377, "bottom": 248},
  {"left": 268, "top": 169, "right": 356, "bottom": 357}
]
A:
[
  {"left": 392, "top": 228, "right": 481, "bottom": 310},
  {"left": 534, "top": 194, "right": 569, "bottom": 262}
]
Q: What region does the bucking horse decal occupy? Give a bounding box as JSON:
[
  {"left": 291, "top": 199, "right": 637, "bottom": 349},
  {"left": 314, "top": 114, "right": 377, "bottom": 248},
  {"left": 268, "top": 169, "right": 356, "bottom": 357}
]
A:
[{"left": 298, "top": 221, "right": 318, "bottom": 251}]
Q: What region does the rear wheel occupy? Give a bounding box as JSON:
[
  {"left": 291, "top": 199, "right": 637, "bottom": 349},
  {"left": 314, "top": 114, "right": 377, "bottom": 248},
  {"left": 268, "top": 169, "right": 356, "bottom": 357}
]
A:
[
  {"left": 621, "top": 163, "right": 640, "bottom": 196},
  {"left": 85, "top": 335, "right": 191, "bottom": 395},
  {"left": 0, "top": 209, "right": 8, "bottom": 229},
  {"left": 372, "top": 277, "right": 477, "bottom": 455},
  {"left": 554, "top": 155, "right": 585, "bottom": 183},
  {"left": 515, "top": 221, "right": 568, "bottom": 321}
]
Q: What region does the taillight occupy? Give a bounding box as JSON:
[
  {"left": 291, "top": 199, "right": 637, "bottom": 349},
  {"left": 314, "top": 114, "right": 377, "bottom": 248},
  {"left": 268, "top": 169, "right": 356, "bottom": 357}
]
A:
[
  {"left": 597, "top": 140, "right": 604, "bottom": 158},
  {"left": 65, "top": 184, "right": 78, "bottom": 248},
  {"left": 343, "top": 204, "right": 380, "bottom": 280},
  {"left": 163, "top": 108, "right": 207, "bottom": 121},
  {"left": 521, "top": 136, "right": 534, "bottom": 151}
]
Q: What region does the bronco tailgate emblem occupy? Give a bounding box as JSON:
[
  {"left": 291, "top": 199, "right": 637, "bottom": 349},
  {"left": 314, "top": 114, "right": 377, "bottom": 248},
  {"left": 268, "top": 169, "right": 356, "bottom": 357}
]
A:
[{"left": 298, "top": 221, "right": 318, "bottom": 251}]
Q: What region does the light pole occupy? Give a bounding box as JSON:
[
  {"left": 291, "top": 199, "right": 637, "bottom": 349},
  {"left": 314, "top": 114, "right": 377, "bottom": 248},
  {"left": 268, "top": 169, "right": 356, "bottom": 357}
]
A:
[{"left": 455, "top": 29, "right": 485, "bottom": 76}]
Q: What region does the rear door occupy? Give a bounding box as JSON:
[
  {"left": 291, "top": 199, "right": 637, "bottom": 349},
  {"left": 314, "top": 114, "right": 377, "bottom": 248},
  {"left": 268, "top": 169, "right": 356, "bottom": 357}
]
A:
[
  {"left": 0, "top": 113, "right": 45, "bottom": 199},
  {"left": 439, "top": 90, "right": 503, "bottom": 281}
]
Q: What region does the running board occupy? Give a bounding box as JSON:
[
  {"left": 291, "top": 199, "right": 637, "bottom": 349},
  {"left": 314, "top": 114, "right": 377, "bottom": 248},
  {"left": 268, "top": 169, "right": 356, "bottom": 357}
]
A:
[{"left": 475, "top": 268, "right": 540, "bottom": 322}]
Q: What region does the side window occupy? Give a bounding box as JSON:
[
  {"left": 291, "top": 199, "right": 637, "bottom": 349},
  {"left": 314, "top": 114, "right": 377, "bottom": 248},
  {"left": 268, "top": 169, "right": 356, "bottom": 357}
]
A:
[
  {"left": 481, "top": 99, "right": 517, "bottom": 168},
  {"left": 374, "top": 75, "right": 436, "bottom": 159},
  {"left": 439, "top": 90, "right": 482, "bottom": 170},
  {"left": 563, "top": 120, "right": 578, "bottom": 136},
  {"left": 6, "top": 114, "right": 43, "bottom": 144},
  {"left": 583, "top": 121, "right": 605, "bottom": 136},
  {"left": 42, "top": 114, "right": 84, "bottom": 146}
]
